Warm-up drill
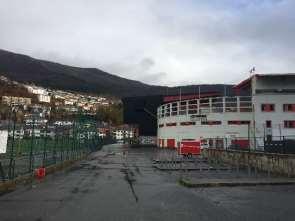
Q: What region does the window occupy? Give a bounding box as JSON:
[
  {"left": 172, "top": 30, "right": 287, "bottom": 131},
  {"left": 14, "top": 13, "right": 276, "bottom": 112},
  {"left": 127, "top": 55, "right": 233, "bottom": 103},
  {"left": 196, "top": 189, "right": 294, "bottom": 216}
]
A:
[
  {"left": 180, "top": 121, "right": 196, "bottom": 126},
  {"left": 225, "top": 97, "right": 237, "bottom": 112},
  {"left": 166, "top": 122, "right": 177, "bottom": 127},
  {"left": 161, "top": 106, "right": 165, "bottom": 117},
  {"left": 211, "top": 97, "right": 223, "bottom": 113},
  {"left": 165, "top": 104, "right": 171, "bottom": 117},
  {"left": 188, "top": 100, "right": 198, "bottom": 114},
  {"left": 200, "top": 99, "right": 209, "bottom": 107},
  {"left": 266, "top": 120, "right": 272, "bottom": 128},
  {"left": 283, "top": 104, "right": 295, "bottom": 112},
  {"left": 261, "top": 104, "right": 275, "bottom": 112},
  {"left": 284, "top": 121, "right": 295, "bottom": 128},
  {"left": 201, "top": 121, "right": 222, "bottom": 125},
  {"left": 171, "top": 103, "right": 178, "bottom": 115},
  {"left": 239, "top": 97, "right": 252, "bottom": 112},
  {"left": 228, "top": 121, "right": 250, "bottom": 125},
  {"left": 179, "top": 101, "right": 187, "bottom": 115}
]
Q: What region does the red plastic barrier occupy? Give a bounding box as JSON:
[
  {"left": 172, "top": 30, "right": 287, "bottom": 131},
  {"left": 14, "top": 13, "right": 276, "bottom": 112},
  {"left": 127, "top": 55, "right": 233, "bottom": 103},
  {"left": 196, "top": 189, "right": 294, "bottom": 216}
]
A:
[
  {"left": 35, "top": 167, "right": 46, "bottom": 180},
  {"left": 167, "top": 139, "right": 176, "bottom": 149},
  {"left": 178, "top": 141, "right": 201, "bottom": 155}
]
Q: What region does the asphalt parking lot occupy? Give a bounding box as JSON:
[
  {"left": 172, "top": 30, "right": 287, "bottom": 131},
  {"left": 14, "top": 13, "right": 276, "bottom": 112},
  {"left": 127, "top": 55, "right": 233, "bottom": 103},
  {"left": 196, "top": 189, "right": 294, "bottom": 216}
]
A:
[{"left": 1, "top": 144, "right": 295, "bottom": 221}]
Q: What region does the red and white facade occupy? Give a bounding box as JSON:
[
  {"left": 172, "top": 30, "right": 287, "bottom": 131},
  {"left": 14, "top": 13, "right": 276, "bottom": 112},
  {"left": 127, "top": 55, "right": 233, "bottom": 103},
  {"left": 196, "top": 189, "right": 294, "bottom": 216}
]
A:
[{"left": 157, "top": 74, "right": 295, "bottom": 150}]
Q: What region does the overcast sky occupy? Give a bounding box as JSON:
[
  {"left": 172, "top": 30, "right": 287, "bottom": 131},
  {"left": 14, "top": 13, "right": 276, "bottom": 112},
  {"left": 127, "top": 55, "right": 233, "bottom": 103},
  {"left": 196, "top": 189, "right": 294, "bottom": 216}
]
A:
[{"left": 0, "top": 0, "right": 294, "bottom": 86}]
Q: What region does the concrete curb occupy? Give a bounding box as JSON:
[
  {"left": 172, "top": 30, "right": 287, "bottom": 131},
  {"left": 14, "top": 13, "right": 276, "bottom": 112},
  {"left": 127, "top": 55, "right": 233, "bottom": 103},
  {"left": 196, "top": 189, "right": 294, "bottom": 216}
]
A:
[
  {"left": 0, "top": 155, "right": 87, "bottom": 194},
  {"left": 153, "top": 165, "right": 228, "bottom": 171},
  {"left": 152, "top": 159, "right": 196, "bottom": 163},
  {"left": 179, "top": 178, "right": 295, "bottom": 188}
]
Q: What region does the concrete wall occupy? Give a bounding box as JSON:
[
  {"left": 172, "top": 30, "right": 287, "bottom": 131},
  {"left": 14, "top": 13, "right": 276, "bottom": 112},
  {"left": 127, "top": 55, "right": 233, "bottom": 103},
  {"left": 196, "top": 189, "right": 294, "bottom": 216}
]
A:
[{"left": 202, "top": 148, "right": 295, "bottom": 177}]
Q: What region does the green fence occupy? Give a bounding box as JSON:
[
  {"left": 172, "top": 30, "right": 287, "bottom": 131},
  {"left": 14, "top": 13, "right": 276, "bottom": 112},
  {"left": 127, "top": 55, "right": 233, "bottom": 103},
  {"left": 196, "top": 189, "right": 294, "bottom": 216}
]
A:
[{"left": 0, "top": 113, "right": 114, "bottom": 182}]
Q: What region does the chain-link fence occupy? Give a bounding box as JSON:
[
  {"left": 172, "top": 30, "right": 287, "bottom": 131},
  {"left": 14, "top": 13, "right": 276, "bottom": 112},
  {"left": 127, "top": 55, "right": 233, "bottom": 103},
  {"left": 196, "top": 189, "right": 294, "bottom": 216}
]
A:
[
  {"left": 0, "top": 112, "right": 115, "bottom": 182},
  {"left": 202, "top": 135, "right": 295, "bottom": 154}
]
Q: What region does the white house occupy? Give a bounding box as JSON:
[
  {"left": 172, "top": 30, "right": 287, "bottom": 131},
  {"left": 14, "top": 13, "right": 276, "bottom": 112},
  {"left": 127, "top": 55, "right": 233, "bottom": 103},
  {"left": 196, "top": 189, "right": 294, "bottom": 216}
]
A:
[{"left": 37, "top": 94, "right": 51, "bottom": 103}]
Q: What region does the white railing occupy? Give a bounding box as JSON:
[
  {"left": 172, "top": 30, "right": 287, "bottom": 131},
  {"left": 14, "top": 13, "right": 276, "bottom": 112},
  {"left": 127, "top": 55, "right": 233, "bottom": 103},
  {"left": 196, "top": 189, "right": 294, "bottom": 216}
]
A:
[{"left": 157, "top": 96, "right": 252, "bottom": 119}]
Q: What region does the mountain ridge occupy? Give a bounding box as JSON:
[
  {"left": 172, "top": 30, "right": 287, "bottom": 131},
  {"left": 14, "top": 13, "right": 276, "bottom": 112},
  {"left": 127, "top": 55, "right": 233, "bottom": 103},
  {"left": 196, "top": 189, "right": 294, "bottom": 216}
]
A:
[{"left": 0, "top": 49, "right": 234, "bottom": 97}]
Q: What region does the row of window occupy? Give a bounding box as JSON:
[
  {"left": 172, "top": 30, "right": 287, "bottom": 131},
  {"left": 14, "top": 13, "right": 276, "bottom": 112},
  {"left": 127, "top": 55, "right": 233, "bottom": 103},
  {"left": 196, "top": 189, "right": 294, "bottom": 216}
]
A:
[
  {"left": 159, "top": 120, "right": 295, "bottom": 128},
  {"left": 261, "top": 104, "right": 295, "bottom": 112},
  {"left": 159, "top": 120, "right": 247, "bottom": 127},
  {"left": 284, "top": 120, "right": 295, "bottom": 128}
]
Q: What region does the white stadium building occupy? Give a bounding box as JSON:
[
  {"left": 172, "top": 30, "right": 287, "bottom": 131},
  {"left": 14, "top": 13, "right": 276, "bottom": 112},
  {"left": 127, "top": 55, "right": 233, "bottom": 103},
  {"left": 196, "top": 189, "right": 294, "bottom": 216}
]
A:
[{"left": 157, "top": 74, "right": 295, "bottom": 150}]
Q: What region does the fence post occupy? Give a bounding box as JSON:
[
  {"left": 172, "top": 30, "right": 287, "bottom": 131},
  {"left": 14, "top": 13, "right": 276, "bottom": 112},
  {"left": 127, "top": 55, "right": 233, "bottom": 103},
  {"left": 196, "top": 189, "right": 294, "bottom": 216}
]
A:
[
  {"left": 74, "top": 120, "right": 78, "bottom": 159},
  {"left": 71, "top": 121, "right": 76, "bottom": 160},
  {"left": 78, "top": 127, "right": 81, "bottom": 159},
  {"left": 8, "top": 110, "right": 17, "bottom": 179},
  {"left": 29, "top": 117, "right": 35, "bottom": 173},
  {"left": 42, "top": 121, "right": 48, "bottom": 167},
  {"left": 53, "top": 125, "right": 57, "bottom": 164},
  {"left": 60, "top": 133, "right": 63, "bottom": 162},
  {"left": 66, "top": 126, "right": 70, "bottom": 160}
]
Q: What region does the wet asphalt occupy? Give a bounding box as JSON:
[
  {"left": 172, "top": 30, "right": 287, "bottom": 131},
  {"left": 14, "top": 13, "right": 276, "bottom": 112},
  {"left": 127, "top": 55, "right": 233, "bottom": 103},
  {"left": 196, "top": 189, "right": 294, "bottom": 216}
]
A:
[{"left": 1, "top": 144, "right": 295, "bottom": 221}]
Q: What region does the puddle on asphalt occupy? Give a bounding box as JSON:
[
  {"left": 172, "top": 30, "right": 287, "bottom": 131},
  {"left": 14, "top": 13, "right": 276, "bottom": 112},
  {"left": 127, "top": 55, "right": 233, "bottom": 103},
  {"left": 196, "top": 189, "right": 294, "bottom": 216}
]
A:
[{"left": 71, "top": 187, "right": 91, "bottom": 194}]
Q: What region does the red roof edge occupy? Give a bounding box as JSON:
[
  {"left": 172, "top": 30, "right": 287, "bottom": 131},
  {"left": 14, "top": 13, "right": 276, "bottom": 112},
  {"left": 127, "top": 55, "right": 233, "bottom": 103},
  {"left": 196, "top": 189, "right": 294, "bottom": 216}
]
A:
[
  {"left": 233, "top": 74, "right": 257, "bottom": 90},
  {"left": 163, "top": 92, "right": 220, "bottom": 103}
]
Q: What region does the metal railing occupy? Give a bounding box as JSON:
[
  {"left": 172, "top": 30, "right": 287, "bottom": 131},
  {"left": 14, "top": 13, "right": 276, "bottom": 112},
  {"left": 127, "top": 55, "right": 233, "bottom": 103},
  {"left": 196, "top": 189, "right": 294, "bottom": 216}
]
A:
[
  {"left": 158, "top": 96, "right": 252, "bottom": 118},
  {"left": 202, "top": 135, "right": 295, "bottom": 154}
]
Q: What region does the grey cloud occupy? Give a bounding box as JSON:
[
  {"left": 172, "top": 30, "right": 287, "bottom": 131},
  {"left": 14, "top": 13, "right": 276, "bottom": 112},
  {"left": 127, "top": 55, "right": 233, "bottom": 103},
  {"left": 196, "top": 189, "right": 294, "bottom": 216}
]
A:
[
  {"left": 103, "top": 57, "right": 164, "bottom": 84},
  {"left": 0, "top": 0, "right": 294, "bottom": 86},
  {"left": 140, "top": 72, "right": 168, "bottom": 85},
  {"left": 140, "top": 58, "right": 155, "bottom": 71}
]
